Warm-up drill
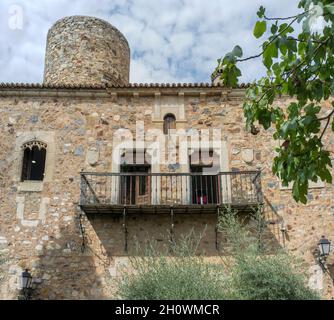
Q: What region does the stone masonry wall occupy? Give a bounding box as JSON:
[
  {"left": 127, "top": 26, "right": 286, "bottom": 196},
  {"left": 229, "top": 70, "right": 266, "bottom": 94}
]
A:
[
  {"left": 43, "top": 16, "right": 130, "bottom": 86},
  {"left": 0, "top": 88, "right": 333, "bottom": 299}
]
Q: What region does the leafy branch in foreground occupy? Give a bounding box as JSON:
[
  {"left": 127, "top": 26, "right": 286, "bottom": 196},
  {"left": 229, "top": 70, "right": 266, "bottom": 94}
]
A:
[{"left": 214, "top": 0, "right": 334, "bottom": 203}]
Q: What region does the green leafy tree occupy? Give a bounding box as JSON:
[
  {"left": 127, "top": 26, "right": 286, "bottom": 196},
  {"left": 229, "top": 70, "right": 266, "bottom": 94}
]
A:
[{"left": 214, "top": 0, "right": 334, "bottom": 203}]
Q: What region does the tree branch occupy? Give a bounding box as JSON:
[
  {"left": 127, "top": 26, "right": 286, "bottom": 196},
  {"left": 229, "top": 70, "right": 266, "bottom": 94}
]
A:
[
  {"left": 263, "top": 10, "right": 309, "bottom": 21},
  {"left": 236, "top": 16, "right": 299, "bottom": 63},
  {"left": 318, "top": 109, "right": 334, "bottom": 122},
  {"left": 319, "top": 110, "right": 334, "bottom": 140},
  {"left": 286, "top": 37, "right": 326, "bottom": 44}
]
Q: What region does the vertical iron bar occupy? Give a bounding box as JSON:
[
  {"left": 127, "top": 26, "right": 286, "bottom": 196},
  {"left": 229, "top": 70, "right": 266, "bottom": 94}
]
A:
[
  {"left": 205, "top": 175, "right": 208, "bottom": 204},
  {"left": 123, "top": 206, "right": 128, "bottom": 253},
  {"left": 200, "top": 173, "right": 203, "bottom": 204},
  {"left": 170, "top": 175, "right": 172, "bottom": 205},
  {"left": 124, "top": 174, "right": 127, "bottom": 205},
  {"left": 217, "top": 174, "right": 221, "bottom": 204},
  {"left": 176, "top": 175, "right": 178, "bottom": 205},
  {"left": 130, "top": 175, "right": 133, "bottom": 205},
  {"left": 170, "top": 206, "right": 174, "bottom": 246},
  {"left": 210, "top": 175, "right": 214, "bottom": 204},
  {"left": 155, "top": 175, "right": 158, "bottom": 205},
  {"left": 215, "top": 206, "right": 220, "bottom": 251},
  {"left": 181, "top": 176, "right": 183, "bottom": 204},
  {"left": 195, "top": 174, "right": 198, "bottom": 204},
  {"left": 160, "top": 175, "right": 162, "bottom": 204},
  {"left": 165, "top": 176, "right": 167, "bottom": 205}
]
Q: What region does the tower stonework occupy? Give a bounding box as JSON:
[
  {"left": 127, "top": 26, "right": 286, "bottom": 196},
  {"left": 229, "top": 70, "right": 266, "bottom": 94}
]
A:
[{"left": 43, "top": 16, "right": 130, "bottom": 86}]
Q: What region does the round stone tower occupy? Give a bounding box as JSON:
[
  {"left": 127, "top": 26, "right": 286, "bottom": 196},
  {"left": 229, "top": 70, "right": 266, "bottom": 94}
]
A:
[{"left": 43, "top": 16, "right": 130, "bottom": 86}]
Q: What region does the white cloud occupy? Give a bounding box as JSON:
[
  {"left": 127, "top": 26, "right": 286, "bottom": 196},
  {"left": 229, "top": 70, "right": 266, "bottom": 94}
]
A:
[{"left": 0, "top": 0, "right": 301, "bottom": 84}]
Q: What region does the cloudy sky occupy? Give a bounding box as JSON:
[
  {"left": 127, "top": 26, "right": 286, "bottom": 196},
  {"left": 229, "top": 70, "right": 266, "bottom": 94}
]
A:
[{"left": 0, "top": 0, "right": 301, "bottom": 84}]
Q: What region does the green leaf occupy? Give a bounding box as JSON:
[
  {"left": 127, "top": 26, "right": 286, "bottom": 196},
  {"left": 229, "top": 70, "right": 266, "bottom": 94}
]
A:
[
  {"left": 279, "top": 38, "right": 288, "bottom": 55},
  {"left": 292, "top": 181, "right": 300, "bottom": 201},
  {"left": 324, "top": 5, "right": 334, "bottom": 15},
  {"left": 330, "top": 81, "right": 334, "bottom": 95},
  {"left": 265, "top": 42, "right": 278, "bottom": 59},
  {"left": 254, "top": 21, "right": 267, "bottom": 39},
  {"left": 232, "top": 45, "right": 243, "bottom": 58},
  {"left": 257, "top": 6, "right": 266, "bottom": 18},
  {"left": 271, "top": 24, "right": 278, "bottom": 34},
  {"left": 263, "top": 55, "right": 273, "bottom": 69}
]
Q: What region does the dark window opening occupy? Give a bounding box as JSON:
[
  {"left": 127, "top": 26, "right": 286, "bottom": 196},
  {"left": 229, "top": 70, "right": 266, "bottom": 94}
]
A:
[
  {"left": 21, "top": 145, "right": 47, "bottom": 181},
  {"left": 120, "top": 165, "right": 151, "bottom": 205},
  {"left": 163, "top": 113, "right": 176, "bottom": 135},
  {"left": 190, "top": 151, "right": 219, "bottom": 205}
]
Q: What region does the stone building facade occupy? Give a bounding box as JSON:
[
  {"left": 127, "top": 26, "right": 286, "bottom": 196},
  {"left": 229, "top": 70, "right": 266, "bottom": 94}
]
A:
[{"left": 0, "top": 16, "right": 333, "bottom": 299}]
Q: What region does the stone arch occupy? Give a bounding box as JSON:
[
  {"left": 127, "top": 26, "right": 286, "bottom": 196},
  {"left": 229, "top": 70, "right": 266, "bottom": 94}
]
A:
[{"left": 13, "top": 132, "right": 55, "bottom": 191}]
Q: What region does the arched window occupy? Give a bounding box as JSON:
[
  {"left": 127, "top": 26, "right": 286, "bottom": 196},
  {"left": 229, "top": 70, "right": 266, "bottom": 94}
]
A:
[
  {"left": 21, "top": 141, "right": 47, "bottom": 181},
  {"left": 163, "top": 113, "right": 176, "bottom": 135}
]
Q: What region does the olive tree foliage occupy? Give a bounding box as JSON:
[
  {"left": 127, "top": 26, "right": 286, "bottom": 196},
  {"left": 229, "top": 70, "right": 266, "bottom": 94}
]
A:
[
  {"left": 117, "top": 208, "right": 319, "bottom": 300},
  {"left": 116, "top": 230, "right": 231, "bottom": 300},
  {"left": 0, "top": 252, "right": 7, "bottom": 284},
  {"left": 214, "top": 0, "right": 334, "bottom": 203},
  {"left": 218, "top": 208, "right": 319, "bottom": 300}
]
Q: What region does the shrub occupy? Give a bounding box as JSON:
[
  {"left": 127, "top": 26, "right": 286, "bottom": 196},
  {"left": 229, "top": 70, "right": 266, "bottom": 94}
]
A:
[
  {"left": 117, "top": 208, "right": 320, "bottom": 300},
  {"left": 219, "top": 206, "right": 320, "bottom": 300},
  {"left": 118, "top": 256, "right": 230, "bottom": 300},
  {"left": 231, "top": 253, "right": 319, "bottom": 300},
  {"left": 117, "top": 231, "right": 231, "bottom": 300}
]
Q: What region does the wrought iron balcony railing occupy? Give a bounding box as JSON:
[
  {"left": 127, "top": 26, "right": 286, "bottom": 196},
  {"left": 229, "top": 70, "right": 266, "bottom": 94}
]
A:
[{"left": 80, "top": 171, "right": 262, "bottom": 213}]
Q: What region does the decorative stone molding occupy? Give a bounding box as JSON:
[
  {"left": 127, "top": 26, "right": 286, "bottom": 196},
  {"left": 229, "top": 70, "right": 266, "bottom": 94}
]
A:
[
  {"left": 21, "top": 140, "right": 47, "bottom": 150},
  {"left": 86, "top": 149, "right": 99, "bottom": 167},
  {"left": 241, "top": 148, "right": 254, "bottom": 164},
  {"left": 16, "top": 196, "right": 50, "bottom": 227},
  {"left": 153, "top": 92, "right": 161, "bottom": 121},
  {"left": 18, "top": 181, "right": 44, "bottom": 192},
  {"left": 153, "top": 95, "right": 186, "bottom": 122},
  {"left": 13, "top": 131, "right": 56, "bottom": 188}
]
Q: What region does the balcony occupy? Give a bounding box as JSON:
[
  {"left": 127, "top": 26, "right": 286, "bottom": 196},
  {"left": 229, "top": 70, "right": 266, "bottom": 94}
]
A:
[{"left": 79, "top": 171, "right": 263, "bottom": 215}]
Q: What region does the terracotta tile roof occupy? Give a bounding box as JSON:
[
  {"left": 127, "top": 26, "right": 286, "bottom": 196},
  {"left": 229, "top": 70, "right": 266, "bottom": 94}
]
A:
[{"left": 0, "top": 82, "right": 251, "bottom": 89}]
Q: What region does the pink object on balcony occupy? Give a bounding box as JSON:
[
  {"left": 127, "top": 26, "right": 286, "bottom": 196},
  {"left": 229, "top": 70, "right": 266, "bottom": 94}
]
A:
[{"left": 197, "top": 195, "right": 207, "bottom": 204}]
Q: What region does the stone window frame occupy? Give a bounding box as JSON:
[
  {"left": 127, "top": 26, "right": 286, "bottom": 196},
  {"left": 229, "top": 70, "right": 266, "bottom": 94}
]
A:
[
  {"left": 152, "top": 93, "right": 186, "bottom": 124},
  {"left": 21, "top": 140, "right": 48, "bottom": 182},
  {"left": 111, "top": 146, "right": 160, "bottom": 204},
  {"left": 14, "top": 131, "right": 56, "bottom": 192},
  {"left": 186, "top": 142, "right": 231, "bottom": 204}
]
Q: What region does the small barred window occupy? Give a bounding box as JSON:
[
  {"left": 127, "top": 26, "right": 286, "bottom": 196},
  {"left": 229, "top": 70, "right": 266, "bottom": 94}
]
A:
[{"left": 163, "top": 114, "right": 176, "bottom": 135}]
